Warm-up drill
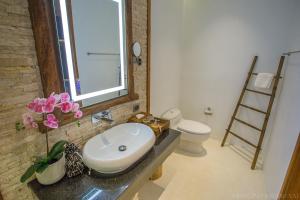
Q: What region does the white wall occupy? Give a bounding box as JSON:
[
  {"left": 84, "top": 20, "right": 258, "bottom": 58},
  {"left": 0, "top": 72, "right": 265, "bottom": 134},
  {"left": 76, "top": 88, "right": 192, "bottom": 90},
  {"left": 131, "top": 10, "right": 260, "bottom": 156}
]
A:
[
  {"left": 150, "top": 0, "right": 300, "bottom": 198},
  {"left": 181, "top": 0, "right": 297, "bottom": 143},
  {"left": 150, "top": 0, "right": 183, "bottom": 116},
  {"left": 263, "top": 1, "right": 300, "bottom": 197}
]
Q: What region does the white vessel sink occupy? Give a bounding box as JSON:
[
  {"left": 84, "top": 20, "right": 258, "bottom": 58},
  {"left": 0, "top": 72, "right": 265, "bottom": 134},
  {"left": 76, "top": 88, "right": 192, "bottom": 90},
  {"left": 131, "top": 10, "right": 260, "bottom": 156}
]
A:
[{"left": 82, "top": 123, "right": 155, "bottom": 174}]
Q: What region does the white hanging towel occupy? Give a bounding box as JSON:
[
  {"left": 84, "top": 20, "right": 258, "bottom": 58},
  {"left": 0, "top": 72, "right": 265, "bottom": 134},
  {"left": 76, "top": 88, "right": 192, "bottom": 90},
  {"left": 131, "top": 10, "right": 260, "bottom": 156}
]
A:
[{"left": 254, "top": 73, "right": 274, "bottom": 89}]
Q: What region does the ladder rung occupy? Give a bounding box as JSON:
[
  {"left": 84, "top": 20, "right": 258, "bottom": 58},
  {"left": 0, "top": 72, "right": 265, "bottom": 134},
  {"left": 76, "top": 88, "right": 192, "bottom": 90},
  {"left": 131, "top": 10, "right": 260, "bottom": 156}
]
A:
[
  {"left": 234, "top": 117, "right": 262, "bottom": 132},
  {"left": 239, "top": 104, "right": 267, "bottom": 114},
  {"left": 226, "top": 130, "right": 258, "bottom": 148},
  {"left": 252, "top": 73, "right": 283, "bottom": 79},
  {"left": 245, "top": 88, "right": 272, "bottom": 96}
]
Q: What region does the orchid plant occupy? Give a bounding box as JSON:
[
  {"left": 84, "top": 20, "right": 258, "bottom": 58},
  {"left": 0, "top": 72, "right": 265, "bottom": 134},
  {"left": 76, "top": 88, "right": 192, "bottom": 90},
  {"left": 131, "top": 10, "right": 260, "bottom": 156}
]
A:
[
  {"left": 18, "top": 92, "right": 84, "bottom": 183},
  {"left": 16, "top": 92, "right": 83, "bottom": 154}
]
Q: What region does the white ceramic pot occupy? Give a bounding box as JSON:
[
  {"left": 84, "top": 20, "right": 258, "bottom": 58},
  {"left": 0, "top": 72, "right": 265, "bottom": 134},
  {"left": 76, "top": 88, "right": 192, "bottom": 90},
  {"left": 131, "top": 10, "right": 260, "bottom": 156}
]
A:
[{"left": 36, "top": 154, "right": 66, "bottom": 185}]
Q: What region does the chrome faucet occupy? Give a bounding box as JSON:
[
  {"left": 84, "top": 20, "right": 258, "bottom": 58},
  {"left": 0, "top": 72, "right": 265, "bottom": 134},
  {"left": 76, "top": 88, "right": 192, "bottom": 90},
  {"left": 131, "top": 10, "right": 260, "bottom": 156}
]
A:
[{"left": 92, "top": 110, "right": 114, "bottom": 124}]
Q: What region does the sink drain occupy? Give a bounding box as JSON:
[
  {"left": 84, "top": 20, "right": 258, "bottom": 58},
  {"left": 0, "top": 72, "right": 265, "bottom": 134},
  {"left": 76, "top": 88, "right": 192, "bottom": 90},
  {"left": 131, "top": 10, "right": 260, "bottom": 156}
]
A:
[{"left": 118, "top": 145, "right": 127, "bottom": 152}]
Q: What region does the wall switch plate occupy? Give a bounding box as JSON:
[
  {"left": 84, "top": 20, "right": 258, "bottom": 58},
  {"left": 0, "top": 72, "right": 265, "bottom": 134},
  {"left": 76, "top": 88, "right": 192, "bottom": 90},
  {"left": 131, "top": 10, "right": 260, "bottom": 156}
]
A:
[{"left": 133, "top": 103, "right": 140, "bottom": 112}]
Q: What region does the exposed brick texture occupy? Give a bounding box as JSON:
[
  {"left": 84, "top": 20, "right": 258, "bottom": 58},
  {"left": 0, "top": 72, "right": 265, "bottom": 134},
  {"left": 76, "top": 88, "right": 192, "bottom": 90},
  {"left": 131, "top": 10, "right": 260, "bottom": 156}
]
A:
[{"left": 0, "top": 0, "right": 148, "bottom": 199}]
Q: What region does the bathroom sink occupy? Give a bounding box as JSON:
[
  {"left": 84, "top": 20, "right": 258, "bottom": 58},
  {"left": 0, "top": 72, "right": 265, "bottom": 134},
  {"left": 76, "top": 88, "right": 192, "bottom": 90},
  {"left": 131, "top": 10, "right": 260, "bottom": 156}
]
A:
[{"left": 82, "top": 123, "right": 156, "bottom": 174}]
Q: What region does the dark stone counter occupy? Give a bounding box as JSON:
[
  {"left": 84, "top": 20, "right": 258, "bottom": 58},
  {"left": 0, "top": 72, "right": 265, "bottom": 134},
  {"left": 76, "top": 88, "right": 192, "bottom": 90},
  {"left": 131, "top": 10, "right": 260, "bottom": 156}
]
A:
[{"left": 28, "top": 129, "right": 181, "bottom": 200}]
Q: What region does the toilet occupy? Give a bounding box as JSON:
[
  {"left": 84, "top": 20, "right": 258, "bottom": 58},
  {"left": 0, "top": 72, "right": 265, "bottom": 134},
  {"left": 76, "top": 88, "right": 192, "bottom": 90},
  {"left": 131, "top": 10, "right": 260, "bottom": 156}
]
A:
[{"left": 162, "top": 108, "right": 211, "bottom": 154}]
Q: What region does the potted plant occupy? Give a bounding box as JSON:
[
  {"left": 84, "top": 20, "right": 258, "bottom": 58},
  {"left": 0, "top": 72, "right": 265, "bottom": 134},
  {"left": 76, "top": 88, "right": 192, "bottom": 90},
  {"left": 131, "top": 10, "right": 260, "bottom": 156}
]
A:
[
  {"left": 17, "top": 92, "right": 83, "bottom": 185},
  {"left": 20, "top": 140, "right": 67, "bottom": 185}
]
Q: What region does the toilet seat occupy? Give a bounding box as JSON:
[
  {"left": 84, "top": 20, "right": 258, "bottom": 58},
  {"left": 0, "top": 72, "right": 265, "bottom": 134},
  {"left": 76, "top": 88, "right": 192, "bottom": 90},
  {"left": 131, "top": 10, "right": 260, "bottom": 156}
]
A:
[{"left": 177, "top": 120, "right": 211, "bottom": 135}]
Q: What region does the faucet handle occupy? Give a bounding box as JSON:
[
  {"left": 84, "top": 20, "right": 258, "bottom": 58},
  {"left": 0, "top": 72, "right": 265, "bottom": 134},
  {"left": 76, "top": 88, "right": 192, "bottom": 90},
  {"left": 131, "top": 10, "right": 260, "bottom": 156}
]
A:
[{"left": 91, "top": 110, "right": 113, "bottom": 124}]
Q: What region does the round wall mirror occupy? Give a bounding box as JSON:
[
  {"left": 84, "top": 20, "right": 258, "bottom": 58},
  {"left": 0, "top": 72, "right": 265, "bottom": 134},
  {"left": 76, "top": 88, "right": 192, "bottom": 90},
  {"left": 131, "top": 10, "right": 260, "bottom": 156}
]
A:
[{"left": 132, "top": 42, "right": 141, "bottom": 57}]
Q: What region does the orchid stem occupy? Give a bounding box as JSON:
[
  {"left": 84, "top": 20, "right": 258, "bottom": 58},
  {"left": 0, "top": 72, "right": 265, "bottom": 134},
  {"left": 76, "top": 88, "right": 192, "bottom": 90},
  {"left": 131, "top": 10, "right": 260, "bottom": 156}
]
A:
[
  {"left": 46, "top": 130, "right": 49, "bottom": 156},
  {"left": 43, "top": 113, "right": 49, "bottom": 156}
]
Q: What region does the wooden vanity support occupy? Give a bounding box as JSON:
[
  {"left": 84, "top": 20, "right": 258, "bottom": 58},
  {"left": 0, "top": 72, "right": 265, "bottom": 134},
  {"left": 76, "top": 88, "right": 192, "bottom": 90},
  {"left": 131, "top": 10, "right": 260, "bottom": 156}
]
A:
[{"left": 128, "top": 112, "right": 170, "bottom": 180}]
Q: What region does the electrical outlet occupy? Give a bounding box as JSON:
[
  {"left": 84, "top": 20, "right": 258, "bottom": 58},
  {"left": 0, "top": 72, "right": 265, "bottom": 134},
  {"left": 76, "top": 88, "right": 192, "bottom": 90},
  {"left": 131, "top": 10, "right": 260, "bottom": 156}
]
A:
[{"left": 133, "top": 103, "right": 140, "bottom": 112}]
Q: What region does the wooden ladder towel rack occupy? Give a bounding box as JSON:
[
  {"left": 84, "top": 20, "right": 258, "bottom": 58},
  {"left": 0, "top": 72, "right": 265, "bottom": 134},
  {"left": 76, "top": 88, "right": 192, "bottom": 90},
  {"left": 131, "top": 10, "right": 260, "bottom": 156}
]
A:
[{"left": 221, "top": 56, "right": 285, "bottom": 169}]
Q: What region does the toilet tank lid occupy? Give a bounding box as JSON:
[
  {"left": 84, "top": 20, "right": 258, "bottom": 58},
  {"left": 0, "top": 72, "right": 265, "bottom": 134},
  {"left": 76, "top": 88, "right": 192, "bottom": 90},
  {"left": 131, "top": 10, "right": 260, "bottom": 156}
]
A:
[
  {"left": 178, "top": 120, "right": 211, "bottom": 135},
  {"left": 161, "top": 108, "right": 181, "bottom": 120}
]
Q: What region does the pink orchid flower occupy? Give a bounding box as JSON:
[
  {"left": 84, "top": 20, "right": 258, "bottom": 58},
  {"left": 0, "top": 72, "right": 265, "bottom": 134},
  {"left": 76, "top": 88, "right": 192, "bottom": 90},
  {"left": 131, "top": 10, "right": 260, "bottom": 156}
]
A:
[
  {"left": 43, "top": 103, "right": 55, "bottom": 113},
  {"left": 23, "top": 113, "right": 34, "bottom": 127},
  {"left": 42, "top": 96, "right": 56, "bottom": 113},
  {"left": 21, "top": 92, "right": 83, "bottom": 130},
  {"left": 47, "top": 94, "right": 58, "bottom": 105},
  {"left": 43, "top": 114, "right": 58, "bottom": 129},
  {"left": 72, "top": 103, "right": 80, "bottom": 112},
  {"left": 50, "top": 92, "right": 61, "bottom": 103},
  {"left": 60, "top": 92, "right": 70, "bottom": 103},
  {"left": 22, "top": 113, "right": 38, "bottom": 129},
  {"left": 31, "top": 98, "right": 47, "bottom": 113},
  {"left": 59, "top": 101, "right": 73, "bottom": 113},
  {"left": 31, "top": 121, "right": 38, "bottom": 129},
  {"left": 27, "top": 98, "right": 45, "bottom": 113},
  {"left": 26, "top": 99, "right": 37, "bottom": 112},
  {"left": 74, "top": 110, "right": 83, "bottom": 119}
]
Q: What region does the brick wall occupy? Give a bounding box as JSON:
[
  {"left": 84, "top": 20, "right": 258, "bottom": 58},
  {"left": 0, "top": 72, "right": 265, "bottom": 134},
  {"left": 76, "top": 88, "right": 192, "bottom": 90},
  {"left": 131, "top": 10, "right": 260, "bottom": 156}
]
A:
[{"left": 0, "top": 0, "right": 148, "bottom": 199}]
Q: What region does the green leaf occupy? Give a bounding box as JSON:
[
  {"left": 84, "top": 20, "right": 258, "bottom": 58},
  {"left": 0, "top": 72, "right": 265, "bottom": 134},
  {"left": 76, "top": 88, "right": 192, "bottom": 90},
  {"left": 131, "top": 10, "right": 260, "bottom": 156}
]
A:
[
  {"left": 77, "top": 120, "right": 81, "bottom": 127},
  {"left": 52, "top": 152, "right": 63, "bottom": 161},
  {"left": 16, "top": 122, "right": 25, "bottom": 132},
  {"left": 35, "top": 156, "right": 49, "bottom": 164},
  {"left": 20, "top": 164, "right": 38, "bottom": 183},
  {"left": 36, "top": 163, "right": 49, "bottom": 174},
  {"left": 48, "top": 140, "right": 67, "bottom": 160}
]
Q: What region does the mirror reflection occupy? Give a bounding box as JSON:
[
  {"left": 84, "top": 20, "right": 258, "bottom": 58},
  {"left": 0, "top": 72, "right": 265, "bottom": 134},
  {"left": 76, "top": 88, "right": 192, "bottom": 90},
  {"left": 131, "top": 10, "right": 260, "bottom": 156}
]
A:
[{"left": 53, "top": 0, "right": 128, "bottom": 107}]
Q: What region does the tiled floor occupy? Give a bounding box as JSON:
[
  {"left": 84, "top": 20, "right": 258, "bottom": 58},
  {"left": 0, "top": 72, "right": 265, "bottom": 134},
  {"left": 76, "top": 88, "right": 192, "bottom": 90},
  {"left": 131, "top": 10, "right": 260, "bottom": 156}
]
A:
[{"left": 134, "top": 139, "right": 266, "bottom": 200}]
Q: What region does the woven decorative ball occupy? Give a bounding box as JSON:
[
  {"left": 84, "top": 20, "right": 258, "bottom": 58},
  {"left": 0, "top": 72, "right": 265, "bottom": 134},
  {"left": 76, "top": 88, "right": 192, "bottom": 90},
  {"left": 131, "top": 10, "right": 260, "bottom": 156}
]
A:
[{"left": 65, "top": 143, "right": 85, "bottom": 178}]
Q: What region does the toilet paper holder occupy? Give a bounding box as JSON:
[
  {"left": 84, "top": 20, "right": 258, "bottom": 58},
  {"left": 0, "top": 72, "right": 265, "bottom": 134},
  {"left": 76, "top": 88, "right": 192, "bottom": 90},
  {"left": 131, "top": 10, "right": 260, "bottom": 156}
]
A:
[{"left": 204, "top": 107, "right": 213, "bottom": 115}]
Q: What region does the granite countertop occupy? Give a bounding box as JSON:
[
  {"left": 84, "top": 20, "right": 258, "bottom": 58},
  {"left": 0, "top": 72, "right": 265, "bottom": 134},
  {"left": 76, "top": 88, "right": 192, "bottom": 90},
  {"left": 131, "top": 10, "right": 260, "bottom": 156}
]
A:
[{"left": 29, "top": 129, "right": 181, "bottom": 200}]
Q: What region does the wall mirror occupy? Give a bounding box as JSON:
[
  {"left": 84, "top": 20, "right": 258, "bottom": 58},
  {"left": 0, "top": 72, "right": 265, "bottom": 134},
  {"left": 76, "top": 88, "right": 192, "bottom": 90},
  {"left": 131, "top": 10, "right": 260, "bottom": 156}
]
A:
[
  {"left": 53, "top": 0, "right": 129, "bottom": 107},
  {"left": 29, "top": 0, "right": 138, "bottom": 125}
]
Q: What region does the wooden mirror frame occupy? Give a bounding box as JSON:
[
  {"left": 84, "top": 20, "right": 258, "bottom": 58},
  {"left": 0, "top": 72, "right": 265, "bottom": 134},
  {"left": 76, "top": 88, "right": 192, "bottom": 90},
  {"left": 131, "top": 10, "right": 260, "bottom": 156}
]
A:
[{"left": 28, "top": 0, "right": 138, "bottom": 126}]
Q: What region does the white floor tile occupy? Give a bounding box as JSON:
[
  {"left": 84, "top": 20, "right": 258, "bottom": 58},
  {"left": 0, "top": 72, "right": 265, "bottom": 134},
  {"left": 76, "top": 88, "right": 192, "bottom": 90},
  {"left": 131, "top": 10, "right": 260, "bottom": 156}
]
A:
[{"left": 134, "top": 139, "right": 266, "bottom": 200}]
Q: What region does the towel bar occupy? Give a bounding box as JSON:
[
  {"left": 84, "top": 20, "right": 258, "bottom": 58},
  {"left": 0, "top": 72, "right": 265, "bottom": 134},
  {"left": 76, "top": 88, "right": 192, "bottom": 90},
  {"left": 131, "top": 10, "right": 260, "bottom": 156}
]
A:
[{"left": 283, "top": 50, "right": 300, "bottom": 56}]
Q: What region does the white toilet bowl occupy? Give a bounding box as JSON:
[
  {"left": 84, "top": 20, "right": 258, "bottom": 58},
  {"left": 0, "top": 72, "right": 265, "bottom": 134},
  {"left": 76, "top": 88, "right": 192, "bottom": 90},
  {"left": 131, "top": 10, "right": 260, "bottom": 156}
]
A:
[{"left": 162, "top": 108, "right": 211, "bottom": 154}]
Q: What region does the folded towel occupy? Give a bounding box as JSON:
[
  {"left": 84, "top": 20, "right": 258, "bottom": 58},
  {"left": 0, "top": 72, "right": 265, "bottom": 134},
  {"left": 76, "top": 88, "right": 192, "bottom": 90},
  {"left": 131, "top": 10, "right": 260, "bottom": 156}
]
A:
[{"left": 254, "top": 73, "right": 274, "bottom": 89}]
